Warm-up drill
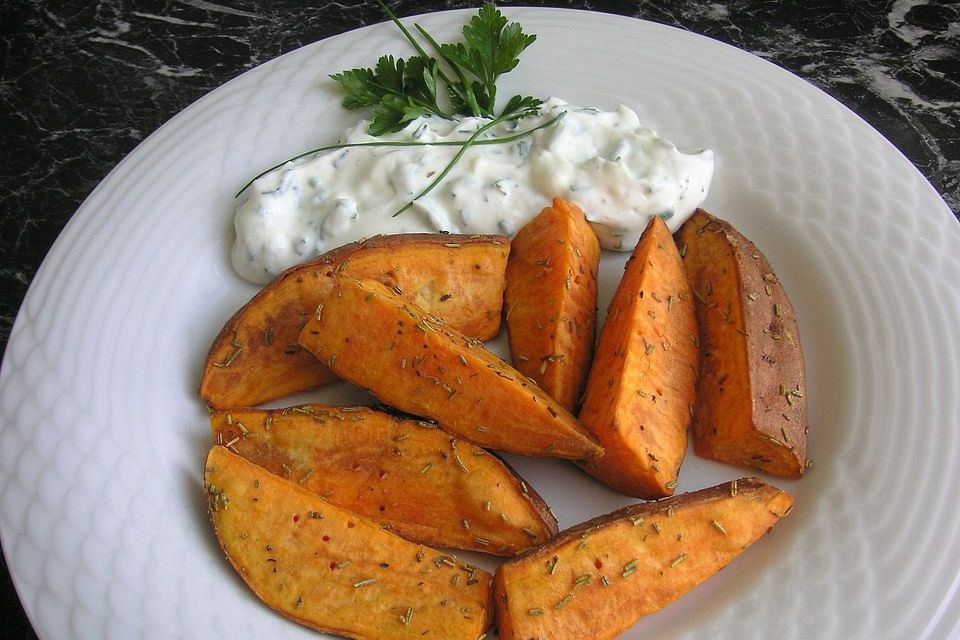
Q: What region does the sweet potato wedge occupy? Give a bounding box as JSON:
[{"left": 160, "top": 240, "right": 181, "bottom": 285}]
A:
[
  {"left": 504, "top": 198, "right": 600, "bottom": 412},
  {"left": 297, "top": 277, "right": 602, "bottom": 460},
  {"left": 493, "top": 477, "right": 793, "bottom": 640},
  {"left": 200, "top": 233, "right": 509, "bottom": 410},
  {"left": 676, "top": 210, "right": 809, "bottom": 477},
  {"left": 577, "top": 216, "right": 699, "bottom": 498},
  {"left": 205, "top": 445, "right": 493, "bottom": 639},
  {"left": 211, "top": 404, "right": 558, "bottom": 555}
]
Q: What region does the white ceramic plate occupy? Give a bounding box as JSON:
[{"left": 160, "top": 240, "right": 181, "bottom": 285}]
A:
[{"left": 2, "top": 8, "right": 959, "bottom": 639}]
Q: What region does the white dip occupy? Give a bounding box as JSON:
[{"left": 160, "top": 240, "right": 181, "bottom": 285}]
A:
[{"left": 232, "top": 97, "right": 714, "bottom": 284}]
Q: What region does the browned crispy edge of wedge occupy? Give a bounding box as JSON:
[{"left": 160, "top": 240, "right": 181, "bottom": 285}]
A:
[
  {"left": 577, "top": 216, "right": 699, "bottom": 498},
  {"left": 200, "top": 233, "right": 509, "bottom": 410},
  {"left": 505, "top": 198, "right": 600, "bottom": 412},
  {"left": 205, "top": 445, "right": 493, "bottom": 639},
  {"left": 210, "top": 404, "right": 558, "bottom": 555},
  {"left": 493, "top": 477, "right": 793, "bottom": 640},
  {"left": 297, "top": 277, "right": 603, "bottom": 460},
  {"left": 677, "top": 210, "right": 808, "bottom": 477}
]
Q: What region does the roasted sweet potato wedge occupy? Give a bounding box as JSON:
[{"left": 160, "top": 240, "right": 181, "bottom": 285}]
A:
[
  {"left": 211, "top": 404, "right": 558, "bottom": 555},
  {"left": 493, "top": 477, "right": 793, "bottom": 640},
  {"left": 676, "top": 210, "right": 808, "bottom": 477},
  {"left": 577, "top": 216, "right": 699, "bottom": 498},
  {"left": 200, "top": 234, "right": 509, "bottom": 410},
  {"left": 297, "top": 277, "right": 602, "bottom": 460},
  {"left": 504, "top": 198, "right": 600, "bottom": 412},
  {"left": 205, "top": 445, "right": 493, "bottom": 639}
]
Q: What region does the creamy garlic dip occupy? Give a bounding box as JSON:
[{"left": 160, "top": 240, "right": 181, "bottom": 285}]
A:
[{"left": 232, "top": 97, "right": 714, "bottom": 284}]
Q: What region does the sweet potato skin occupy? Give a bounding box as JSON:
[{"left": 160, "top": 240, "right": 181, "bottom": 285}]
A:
[
  {"left": 211, "top": 404, "right": 558, "bottom": 555},
  {"left": 493, "top": 478, "right": 793, "bottom": 640},
  {"left": 205, "top": 445, "right": 493, "bottom": 640},
  {"left": 676, "top": 210, "right": 808, "bottom": 477},
  {"left": 200, "top": 234, "right": 509, "bottom": 410},
  {"left": 505, "top": 198, "right": 600, "bottom": 412},
  {"left": 577, "top": 216, "right": 699, "bottom": 498},
  {"left": 297, "top": 277, "right": 602, "bottom": 461}
]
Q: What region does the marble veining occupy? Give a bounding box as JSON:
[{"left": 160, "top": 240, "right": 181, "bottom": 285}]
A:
[{"left": 0, "top": 1, "right": 957, "bottom": 638}]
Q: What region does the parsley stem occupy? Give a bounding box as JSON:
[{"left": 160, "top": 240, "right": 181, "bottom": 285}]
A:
[
  {"left": 414, "top": 24, "right": 486, "bottom": 118},
  {"left": 376, "top": 0, "right": 431, "bottom": 60},
  {"left": 234, "top": 111, "right": 565, "bottom": 199},
  {"left": 376, "top": 0, "right": 462, "bottom": 108}
]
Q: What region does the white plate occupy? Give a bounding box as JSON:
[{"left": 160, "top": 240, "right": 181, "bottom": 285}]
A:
[{"left": 2, "top": 8, "right": 959, "bottom": 639}]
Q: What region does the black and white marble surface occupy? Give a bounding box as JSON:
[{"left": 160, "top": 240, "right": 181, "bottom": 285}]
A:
[{"left": 0, "top": 1, "right": 957, "bottom": 637}]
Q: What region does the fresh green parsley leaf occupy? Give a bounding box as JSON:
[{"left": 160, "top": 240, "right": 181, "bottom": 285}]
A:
[
  {"left": 330, "top": 54, "right": 448, "bottom": 134},
  {"left": 240, "top": 3, "right": 554, "bottom": 211},
  {"left": 439, "top": 3, "right": 537, "bottom": 114},
  {"left": 500, "top": 94, "right": 544, "bottom": 120},
  {"left": 332, "top": 2, "right": 541, "bottom": 126}
]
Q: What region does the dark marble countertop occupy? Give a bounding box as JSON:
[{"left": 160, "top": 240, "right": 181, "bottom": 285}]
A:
[{"left": 1, "top": 1, "right": 957, "bottom": 637}]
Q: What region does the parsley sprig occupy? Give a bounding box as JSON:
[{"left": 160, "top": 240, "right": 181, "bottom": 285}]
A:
[
  {"left": 237, "top": 2, "right": 553, "bottom": 213},
  {"left": 332, "top": 1, "right": 541, "bottom": 134}
]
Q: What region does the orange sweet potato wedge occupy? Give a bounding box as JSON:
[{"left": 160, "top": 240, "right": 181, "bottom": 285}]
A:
[
  {"left": 297, "top": 277, "right": 603, "bottom": 460},
  {"left": 577, "top": 216, "right": 699, "bottom": 498},
  {"left": 504, "top": 198, "right": 600, "bottom": 412},
  {"left": 205, "top": 445, "right": 493, "bottom": 639},
  {"left": 211, "top": 404, "right": 558, "bottom": 555},
  {"left": 200, "top": 234, "right": 509, "bottom": 410},
  {"left": 676, "top": 209, "right": 809, "bottom": 477},
  {"left": 493, "top": 477, "right": 793, "bottom": 640}
]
